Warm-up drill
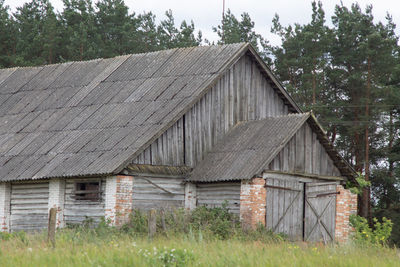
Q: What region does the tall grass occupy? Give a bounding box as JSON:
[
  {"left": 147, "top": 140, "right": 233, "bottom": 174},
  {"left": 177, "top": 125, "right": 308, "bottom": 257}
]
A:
[
  {"left": 0, "top": 230, "right": 399, "bottom": 267},
  {"left": 1, "top": 206, "right": 399, "bottom": 266}
]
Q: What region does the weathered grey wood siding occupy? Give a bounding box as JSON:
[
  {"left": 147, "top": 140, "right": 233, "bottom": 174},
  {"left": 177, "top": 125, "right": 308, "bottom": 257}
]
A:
[
  {"left": 132, "top": 118, "right": 185, "bottom": 166},
  {"left": 196, "top": 182, "right": 241, "bottom": 214},
  {"left": 132, "top": 176, "right": 185, "bottom": 210},
  {"left": 265, "top": 178, "right": 303, "bottom": 240},
  {"left": 304, "top": 182, "right": 337, "bottom": 242},
  {"left": 132, "top": 55, "right": 290, "bottom": 167},
  {"left": 268, "top": 123, "right": 341, "bottom": 177},
  {"left": 64, "top": 179, "right": 106, "bottom": 225},
  {"left": 10, "top": 181, "right": 49, "bottom": 232}
]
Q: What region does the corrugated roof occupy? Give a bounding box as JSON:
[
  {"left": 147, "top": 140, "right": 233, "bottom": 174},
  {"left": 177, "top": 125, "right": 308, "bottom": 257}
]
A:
[
  {"left": 188, "top": 113, "right": 356, "bottom": 182},
  {"left": 0, "top": 43, "right": 254, "bottom": 181}
]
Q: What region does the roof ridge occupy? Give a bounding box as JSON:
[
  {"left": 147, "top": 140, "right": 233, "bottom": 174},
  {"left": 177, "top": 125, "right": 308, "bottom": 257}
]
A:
[{"left": 0, "top": 43, "right": 247, "bottom": 71}]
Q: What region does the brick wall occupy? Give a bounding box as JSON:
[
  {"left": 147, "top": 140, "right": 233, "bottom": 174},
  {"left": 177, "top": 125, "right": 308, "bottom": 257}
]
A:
[
  {"left": 335, "top": 185, "right": 358, "bottom": 243},
  {"left": 105, "top": 175, "right": 133, "bottom": 226},
  {"left": 115, "top": 175, "right": 133, "bottom": 226},
  {"left": 48, "top": 179, "right": 65, "bottom": 228},
  {"left": 240, "top": 178, "right": 266, "bottom": 229},
  {"left": 0, "top": 183, "right": 10, "bottom": 232}
]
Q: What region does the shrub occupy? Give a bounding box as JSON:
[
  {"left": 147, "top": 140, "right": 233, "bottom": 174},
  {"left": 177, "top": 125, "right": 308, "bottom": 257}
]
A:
[
  {"left": 121, "top": 209, "right": 148, "bottom": 235},
  {"left": 188, "top": 203, "right": 240, "bottom": 240},
  {"left": 138, "top": 247, "right": 195, "bottom": 267},
  {"left": 350, "top": 215, "right": 392, "bottom": 246}
]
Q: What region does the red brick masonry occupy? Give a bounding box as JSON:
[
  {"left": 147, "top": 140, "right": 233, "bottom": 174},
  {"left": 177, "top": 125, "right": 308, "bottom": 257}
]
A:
[
  {"left": 240, "top": 178, "right": 267, "bottom": 229},
  {"left": 115, "top": 175, "right": 133, "bottom": 226},
  {"left": 335, "top": 185, "right": 358, "bottom": 243}
]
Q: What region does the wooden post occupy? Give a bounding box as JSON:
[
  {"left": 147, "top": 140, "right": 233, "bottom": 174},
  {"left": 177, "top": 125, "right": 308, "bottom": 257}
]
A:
[
  {"left": 48, "top": 207, "right": 57, "bottom": 248},
  {"left": 148, "top": 209, "right": 157, "bottom": 238},
  {"left": 160, "top": 209, "right": 167, "bottom": 232}
]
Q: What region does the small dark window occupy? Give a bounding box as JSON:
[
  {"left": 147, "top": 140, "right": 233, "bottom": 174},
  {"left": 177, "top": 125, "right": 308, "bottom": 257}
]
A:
[{"left": 74, "top": 181, "right": 101, "bottom": 201}]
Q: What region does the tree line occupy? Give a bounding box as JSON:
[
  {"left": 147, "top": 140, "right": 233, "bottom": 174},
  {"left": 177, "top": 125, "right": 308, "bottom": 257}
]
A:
[{"left": 0, "top": 0, "right": 400, "bottom": 244}]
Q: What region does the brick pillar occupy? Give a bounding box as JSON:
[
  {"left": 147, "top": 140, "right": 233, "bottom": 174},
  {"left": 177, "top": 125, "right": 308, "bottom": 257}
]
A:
[
  {"left": 105, "top": 176, "right": 117, "bottom": 225},
  {"left": 105, "top": 175, "right": 133, "bottom": 226},
  {"left": 184, "top": 182, "right": 197, "bottom": 211},
  {"left": 0, "top": 182, "right": 11, "bottom": 232},
  {"left": 335, "top": 185, "right": 358, "bottom": 243},
  {"left": 240, "top": 178, "right": 266, "bottom": 230},
  {"left": 48, "top": 179, "right": 65, "bottom": 228},
  {"left": 115, "top": 175, "right": 133, "bottom": 226}
]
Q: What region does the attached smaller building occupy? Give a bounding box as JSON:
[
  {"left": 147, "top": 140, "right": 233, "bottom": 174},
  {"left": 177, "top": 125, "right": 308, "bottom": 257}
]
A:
[{"left": 187, "top": 113, "right": 357, "bottom": 243}]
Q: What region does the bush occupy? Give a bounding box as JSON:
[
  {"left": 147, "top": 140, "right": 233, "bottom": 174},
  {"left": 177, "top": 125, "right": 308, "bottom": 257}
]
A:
[
  {"left": 188, "top": 203, "right": 240, "bottom": 240},
  {"left": 350, "top": 215, "right": 393, "bottom": 246},
  {"left": 138, "top": 247, "right": 195, "bottom": 267}
]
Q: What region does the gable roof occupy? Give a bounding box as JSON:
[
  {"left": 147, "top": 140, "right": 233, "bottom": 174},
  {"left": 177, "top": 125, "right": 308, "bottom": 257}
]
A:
[
  {"left": 0, "top": 43, "right": 302, "bottom": 182},
  {"left": 188, "top": 113, "right": 356, "bottom": 182}
]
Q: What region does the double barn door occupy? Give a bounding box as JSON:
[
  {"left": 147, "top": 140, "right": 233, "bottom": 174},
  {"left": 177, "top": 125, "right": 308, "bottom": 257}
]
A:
[{"left": 265, "top": 178, "right": 338, "bottom": 243}]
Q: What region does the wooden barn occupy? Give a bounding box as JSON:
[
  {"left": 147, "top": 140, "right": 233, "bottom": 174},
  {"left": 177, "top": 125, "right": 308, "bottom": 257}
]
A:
[{"left": 0, "top": 43, "right": 357, "bottom": 242}]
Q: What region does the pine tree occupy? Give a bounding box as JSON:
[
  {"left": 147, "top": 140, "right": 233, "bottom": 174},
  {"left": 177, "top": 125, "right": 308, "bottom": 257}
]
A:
[
  {"left": 61, "top": 0, "right": 100, "bottom": 61},
  {"left": 95, "top": 0, "right": 137, "bottom": 57},
  {"left": 14, "top": 0, "right": 62, "bottom": 66},
  {"left": 213, "top": 9, "right": 271, "bottom": 62},
  {"left": 0, "top": 0, "right": 16, "bottom": 67}
]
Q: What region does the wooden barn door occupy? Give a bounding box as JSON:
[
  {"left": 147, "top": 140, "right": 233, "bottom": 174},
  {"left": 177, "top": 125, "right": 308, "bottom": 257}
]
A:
[
  {"left": 265, "top": 178, "right": 304, "bottom": 241},
  {"left": 304, "top": 182, "right": 337, "bottom": 243},
  {"left": 265, "top": 179, "right": 338, "bottom": 242}
]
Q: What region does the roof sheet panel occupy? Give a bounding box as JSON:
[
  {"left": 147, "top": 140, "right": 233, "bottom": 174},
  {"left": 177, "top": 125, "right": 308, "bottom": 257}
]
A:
[{"left": 0, "top": 44, "right": 250, "bottom": 181}]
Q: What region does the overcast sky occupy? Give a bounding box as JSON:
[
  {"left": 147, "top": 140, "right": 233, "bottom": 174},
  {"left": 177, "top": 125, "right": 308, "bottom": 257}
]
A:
[{"left": 4, "top": 0, "right": 400, "bottom": 45}]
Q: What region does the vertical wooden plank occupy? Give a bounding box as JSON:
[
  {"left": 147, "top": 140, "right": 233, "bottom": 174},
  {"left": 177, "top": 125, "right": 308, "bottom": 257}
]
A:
[
  {"left": 312, "top": 132, "right": 320, "bottom": 175},
  {"left": 244, "top": 57, "right": 250, "bottom": 122},
  {"left": 214, "top": 80, "right": 220, "bottom": 144},
  {"left": 235, "top": 61, "right": 241, "bottom": 123},
  {"left": 192, "top": 102, "right": 198, "bottom": 165},
  {"left": 185, "top": 108, "right": 193, "bottom": 167},
  {"left": 229, "top": 68, "right": 235, "bottom": 128},
  {"left": 283, "top": 145, "right": 289, "bottom": 172},
  {"left": 305, "top": 124, "right": 312, "bottom": 174},
  {"left": 48, "top": 208, "right": 57, "bottom": 247},
  {"left": 320, "top": 143, "right": 328, "bottom": 176}
]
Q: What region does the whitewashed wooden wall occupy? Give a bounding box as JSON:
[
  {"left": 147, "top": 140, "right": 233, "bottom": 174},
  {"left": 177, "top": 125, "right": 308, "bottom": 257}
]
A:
[
  {"left": 132, "top": 176, "right": 185, "bottom": 211},
  {"left": 64, "top": 179, "right": 106, "bottom": 225},
  {"left": 132, "top": 55, "right": 290, "bottom": 167},
  {"left": 196, "top": 182, "right": 241, "bottom": 214},
  {"left": 268, "top": 123, "right": 341, "bottom": 177},
  {"left": 10, "top": 181, "right": 49, "bottom": 232}
]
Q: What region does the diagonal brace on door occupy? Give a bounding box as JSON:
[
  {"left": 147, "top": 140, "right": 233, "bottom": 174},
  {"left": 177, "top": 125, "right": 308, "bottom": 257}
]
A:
[
  {"left": 305, "top": 196, "right": 334, "bottom": 242},
  {"left": 272, "top": 190, "right": 301, "bottom": 232}
]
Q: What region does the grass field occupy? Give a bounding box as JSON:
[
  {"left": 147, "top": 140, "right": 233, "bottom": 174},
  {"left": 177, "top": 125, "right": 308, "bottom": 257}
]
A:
[{"left": 0, "top": 230, "right": 399, "bottom": 267}]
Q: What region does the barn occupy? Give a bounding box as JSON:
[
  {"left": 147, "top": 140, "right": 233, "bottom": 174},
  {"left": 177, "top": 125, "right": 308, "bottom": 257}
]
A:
[{"left": 0, "top": 43, "right": 357, "bottom": 242}]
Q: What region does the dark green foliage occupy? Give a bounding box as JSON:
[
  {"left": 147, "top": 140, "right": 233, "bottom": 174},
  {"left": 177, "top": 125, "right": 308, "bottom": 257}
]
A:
[
  {"left": 14, "top": 0, "right": 62, "bottom": 66},
  {"left": 350, "top": 215, "right": 392, "bottom": 246},
  {"left": 213, "top": 9, "right": 271, "bottom": 63},
  {"left": 119, "top": 206, "right": 282, "bottom": 242},
  {"left": 0, "top": 0, "right": 16, "bottom": 67},
  {"left": 0, "top": 0, "right": 202, "bottom": 66},
  {"left": 188, "top": 204, "right": 239, "bottom": 240},
  {"left": 374, "top": 206, "right": 400, "bottom": 246},
  {"left": 61, "top": 0, "right": 100, "bottom": 61}
]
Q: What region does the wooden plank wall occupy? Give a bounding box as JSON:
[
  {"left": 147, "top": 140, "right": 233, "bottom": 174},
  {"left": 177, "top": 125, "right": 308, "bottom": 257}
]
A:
[
  {"left": 10, "top": 181, "right": 49, "bottom": 232},
  {"left": 64, "top": 179, "right": 106, "bottom": 225},
  {"left": 265, "top": 178, "right": 303, "bottom": 241},
  {"left": 133, "top": 55, "right": 290, "bottom": 167},
  {"left": 132, "top": 176, "right": 185, "bottom": 211},
  {"left": 304, "top": 182, "right": 337, "bottom": 242},
  {"left": 268, "top": 123, "right": 341, "bottom": 177},
  {"left": 196, "top": 182, "right": 241, "bottom": 214}
]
